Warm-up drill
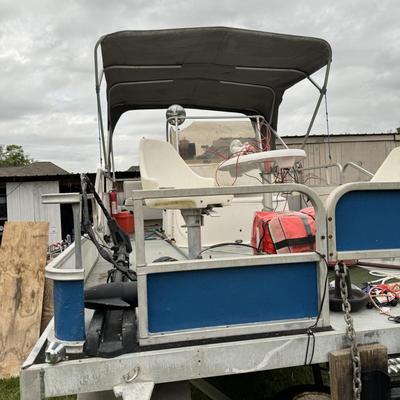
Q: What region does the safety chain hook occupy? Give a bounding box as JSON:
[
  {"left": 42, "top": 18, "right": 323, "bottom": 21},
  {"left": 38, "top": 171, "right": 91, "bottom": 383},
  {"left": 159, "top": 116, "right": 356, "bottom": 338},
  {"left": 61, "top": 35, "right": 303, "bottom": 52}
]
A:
[{"left": 335, "top": 262, "right": 362, "bottom": 400}]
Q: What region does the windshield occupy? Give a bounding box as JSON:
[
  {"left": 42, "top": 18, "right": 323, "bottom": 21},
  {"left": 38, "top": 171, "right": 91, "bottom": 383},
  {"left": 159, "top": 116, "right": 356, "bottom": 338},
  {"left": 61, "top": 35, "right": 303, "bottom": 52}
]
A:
[
  {"left": 172, "top": 117, "right": 268, "bottom": 186},
  {"left": 176, "top": 119, "right": 260, "bottom": 165}
]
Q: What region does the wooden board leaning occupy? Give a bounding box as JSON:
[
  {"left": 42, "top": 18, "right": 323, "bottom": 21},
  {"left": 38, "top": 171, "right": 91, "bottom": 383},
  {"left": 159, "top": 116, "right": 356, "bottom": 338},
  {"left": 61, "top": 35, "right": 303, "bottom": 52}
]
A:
[{"left": 0, "top": 221, "right": 49, "bottom": 378}]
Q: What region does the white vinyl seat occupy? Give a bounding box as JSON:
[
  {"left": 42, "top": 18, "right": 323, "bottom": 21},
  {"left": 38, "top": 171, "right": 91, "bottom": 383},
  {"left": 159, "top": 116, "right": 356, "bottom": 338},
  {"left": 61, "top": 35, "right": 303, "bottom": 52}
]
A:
[
  {"left": 371, "top": 146, "right": 400, "bottom": 182},
  {"left": 139, "top": 138, "right": 232, "bottom": 209}
]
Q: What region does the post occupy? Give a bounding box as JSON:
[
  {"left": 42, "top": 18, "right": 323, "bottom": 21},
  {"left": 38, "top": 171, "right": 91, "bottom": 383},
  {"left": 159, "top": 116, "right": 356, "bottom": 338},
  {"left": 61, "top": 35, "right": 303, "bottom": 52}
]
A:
[
  {"left": 260, "top": 172, "right": 273, "bottom": 211},
  {"left": 181, "top": 209, "right": 203, "bottom": 259},
  {"left": 72, "top": 203, "right": 82, "bottom": 270},
  {"left": 329, "top": 343, "right": 388, "bottom": 400}
]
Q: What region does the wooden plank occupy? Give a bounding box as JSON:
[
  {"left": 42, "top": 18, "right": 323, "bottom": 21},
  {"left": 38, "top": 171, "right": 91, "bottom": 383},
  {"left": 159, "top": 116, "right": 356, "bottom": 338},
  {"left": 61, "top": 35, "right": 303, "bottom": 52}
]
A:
[
  {"left": 329, "top": 343, "right": 387, "bottom": 400},
  {"left": 40, "top": 277, "right": 53, "bottom": 333},
  {"left": 0, "top": 221, "right": 49, "bottom": 378}
]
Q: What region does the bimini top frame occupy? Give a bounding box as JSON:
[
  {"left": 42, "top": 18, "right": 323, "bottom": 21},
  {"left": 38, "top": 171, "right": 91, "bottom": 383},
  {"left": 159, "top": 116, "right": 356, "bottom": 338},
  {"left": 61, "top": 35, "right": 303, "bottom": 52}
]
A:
[{"left": 94, "top": 27, "right": 332, "bottom": 175}]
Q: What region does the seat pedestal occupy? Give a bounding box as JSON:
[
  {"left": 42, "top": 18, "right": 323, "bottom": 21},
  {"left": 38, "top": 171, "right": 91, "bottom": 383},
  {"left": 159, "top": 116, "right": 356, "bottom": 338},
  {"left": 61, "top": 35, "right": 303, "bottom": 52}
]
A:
[{"left": 181, "top": 209, "right": 203, "bottom": 259}]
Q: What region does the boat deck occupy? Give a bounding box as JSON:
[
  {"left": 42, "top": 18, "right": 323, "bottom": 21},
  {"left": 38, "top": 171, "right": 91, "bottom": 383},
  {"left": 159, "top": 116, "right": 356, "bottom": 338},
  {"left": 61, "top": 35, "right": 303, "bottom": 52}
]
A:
[
  {"left": 84, "top": 236, "right": 400, "bottom": 362},
  {"left": 86, "top": 236, "right": 400, "bottom": 339}
]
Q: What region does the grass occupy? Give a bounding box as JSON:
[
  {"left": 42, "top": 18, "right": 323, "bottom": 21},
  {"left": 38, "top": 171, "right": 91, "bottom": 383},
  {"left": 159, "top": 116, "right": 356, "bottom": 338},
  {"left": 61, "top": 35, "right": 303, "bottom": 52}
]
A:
[
  {"left": 0, "top": 378, "right": 20, "bottom": 400},
  {"left": 0, "top": 377, "right": 76, "bottom": 400}
]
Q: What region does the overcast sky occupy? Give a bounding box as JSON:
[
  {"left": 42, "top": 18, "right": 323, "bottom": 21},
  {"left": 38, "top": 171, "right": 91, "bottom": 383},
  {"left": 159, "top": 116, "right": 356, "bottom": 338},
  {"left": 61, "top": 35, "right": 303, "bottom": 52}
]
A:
[{"left": 0, "top": 0, "right": 399, "bottom": 172}]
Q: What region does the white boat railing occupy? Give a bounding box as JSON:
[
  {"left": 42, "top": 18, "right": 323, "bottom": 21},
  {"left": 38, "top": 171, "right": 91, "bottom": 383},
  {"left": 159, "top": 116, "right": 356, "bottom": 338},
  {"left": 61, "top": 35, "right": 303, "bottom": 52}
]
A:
[
  {"left": 297, "top": 161, "right": 374, "bottom": 185},
  {"left": 342, "top": 162, "right": 374, "bottom": 179},
  {"left": 45, "top": 236, "right": 99, "bottom": 281}
]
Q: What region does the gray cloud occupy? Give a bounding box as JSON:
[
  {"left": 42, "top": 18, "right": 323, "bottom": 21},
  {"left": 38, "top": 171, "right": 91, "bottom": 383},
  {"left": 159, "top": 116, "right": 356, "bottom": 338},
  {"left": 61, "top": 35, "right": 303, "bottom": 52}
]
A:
[{"left": 0, "top": 0, "right": 399, "bottom": 172}]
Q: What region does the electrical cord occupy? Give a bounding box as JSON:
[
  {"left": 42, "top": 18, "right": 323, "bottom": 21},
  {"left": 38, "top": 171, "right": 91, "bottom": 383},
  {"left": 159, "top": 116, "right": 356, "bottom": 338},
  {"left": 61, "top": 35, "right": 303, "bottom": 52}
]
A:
[
  {"left": 368, "top": 286, "right": 397, "bottom": 318},
  {"left": 82, "top": 218, "right": 135, "bottom": 281},
  {"left": 80, "top": 174, "right": 136, "bottom": 281},
  {"left": 83, "top": 233, "right": 112, "bottom": 250},
  {"left": 150, "top": 228, "right": 189, "bottom": 259},
  {"left": 197, "top": 242, "right": 263, "bottom": 258},
  {"left": 257, "top": 221, "right": 270, "bottom": 254},
  {"left": 243, "top": 172, "right": 263, "bottom": 184},
  {"left": 215, "top": 149, "right": 250, "bottom": 186},
  {"left": 273, "top": 192, "right": 281, "bottom": 212},
  {"left": 211, "top": 117, "right": 286, "bottom": 186},
  {"left": 304, "top": 251, "right": 329, "bottom": 365},
  {"left": 365, "top": 272, "right": 400, "bottom": 322}
]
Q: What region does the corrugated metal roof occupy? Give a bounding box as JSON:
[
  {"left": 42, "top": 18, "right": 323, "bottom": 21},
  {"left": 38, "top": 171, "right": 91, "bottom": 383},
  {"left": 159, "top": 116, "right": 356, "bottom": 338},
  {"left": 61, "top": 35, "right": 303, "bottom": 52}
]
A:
[
  {"left": 281, "top": 132, "right": 400, "bottom": 138},
  {"left": 0, "top": 162, "right": 69, "bottom": 177}
]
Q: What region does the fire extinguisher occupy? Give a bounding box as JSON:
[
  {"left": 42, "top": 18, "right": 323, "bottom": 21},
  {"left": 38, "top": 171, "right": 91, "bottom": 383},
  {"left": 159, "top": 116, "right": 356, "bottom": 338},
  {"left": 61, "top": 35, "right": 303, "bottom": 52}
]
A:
[{"left": 108, "top": 190, "right": 118, "bottom": 217}]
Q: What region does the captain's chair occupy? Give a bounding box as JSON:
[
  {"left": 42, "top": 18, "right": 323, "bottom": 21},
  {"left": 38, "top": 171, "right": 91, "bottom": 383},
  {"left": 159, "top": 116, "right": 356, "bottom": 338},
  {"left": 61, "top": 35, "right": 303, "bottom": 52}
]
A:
[
  {"left": 371, "top": 146, "right": 400, "bottom": 182},
  {"left": 139, "top": 138, "right": 232, "bottom": 258}
]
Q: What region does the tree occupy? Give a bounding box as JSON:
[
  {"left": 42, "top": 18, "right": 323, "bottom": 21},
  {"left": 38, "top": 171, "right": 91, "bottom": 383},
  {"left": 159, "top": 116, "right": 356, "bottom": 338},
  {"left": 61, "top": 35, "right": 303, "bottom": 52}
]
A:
[{"left": 0, "top": 144, "right": 33, "bottom": 167}]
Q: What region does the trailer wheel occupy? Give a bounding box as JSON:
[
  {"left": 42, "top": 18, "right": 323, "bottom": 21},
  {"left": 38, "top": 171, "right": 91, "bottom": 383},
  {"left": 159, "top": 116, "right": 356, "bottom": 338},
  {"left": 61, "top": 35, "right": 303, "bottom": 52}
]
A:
[
  {"left": 293, "top": 393, "right": 330, "bottom": 399},
  {"left": 274, "top": 385, "right": 330, "bottom": 400}
]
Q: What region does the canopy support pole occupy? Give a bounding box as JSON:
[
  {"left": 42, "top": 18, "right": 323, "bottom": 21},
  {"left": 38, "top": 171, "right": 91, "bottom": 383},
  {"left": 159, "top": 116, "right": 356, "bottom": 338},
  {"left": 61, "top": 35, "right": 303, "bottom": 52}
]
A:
[
  {"left": 94, "top": 37, "right": 108, "bottom": 172},
  {"left": 301, "top": 60, "right": 331, "bottom": 149}
]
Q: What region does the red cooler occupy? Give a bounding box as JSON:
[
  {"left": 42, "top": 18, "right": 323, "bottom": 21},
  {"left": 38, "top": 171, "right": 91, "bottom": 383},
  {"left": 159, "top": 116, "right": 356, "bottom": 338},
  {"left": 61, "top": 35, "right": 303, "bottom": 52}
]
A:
[{"left": 115, "top": 211, "right": 135, "bottom": 234}]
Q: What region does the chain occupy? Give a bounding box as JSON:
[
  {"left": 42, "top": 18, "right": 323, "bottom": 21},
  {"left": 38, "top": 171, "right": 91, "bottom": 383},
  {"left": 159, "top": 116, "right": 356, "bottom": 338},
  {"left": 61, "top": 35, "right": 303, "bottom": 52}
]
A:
[{"left": 335, "top": 262, "right": 362, "bottom": 400}]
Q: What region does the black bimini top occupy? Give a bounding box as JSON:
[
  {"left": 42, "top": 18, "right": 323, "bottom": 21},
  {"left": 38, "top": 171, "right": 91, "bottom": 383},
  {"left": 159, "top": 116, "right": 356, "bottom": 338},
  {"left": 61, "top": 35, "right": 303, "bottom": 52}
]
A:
[{"left": 98, "top": 27, "right": 332, "bottom": 132}]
